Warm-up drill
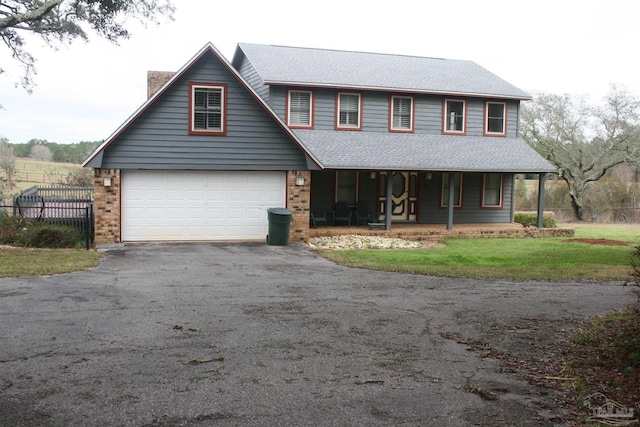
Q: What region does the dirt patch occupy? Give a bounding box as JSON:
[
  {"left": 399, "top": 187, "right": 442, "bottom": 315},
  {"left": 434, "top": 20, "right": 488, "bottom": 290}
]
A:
[{"left": 565, "top": 238, "right": 632, "bottom": 246}]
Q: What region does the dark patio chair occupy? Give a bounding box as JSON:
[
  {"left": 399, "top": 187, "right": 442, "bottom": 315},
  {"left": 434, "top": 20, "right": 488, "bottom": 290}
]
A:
[
  {"left": 355, "top": 201, "right": 375, "bottom": 225},
  {"left": 333, "top": 201, "right": 352, "bottom": 226},
  {"left": 310, "top": 211, "right": 328, "bottom": 228}
]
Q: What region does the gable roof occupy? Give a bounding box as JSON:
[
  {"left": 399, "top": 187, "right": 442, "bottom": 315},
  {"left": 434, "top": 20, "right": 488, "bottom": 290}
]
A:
[
  {"left": 233, "top": 43, "right": 530, "bottom": 100},
  {"left": 293, "top": 130, "right": 556, "bottom": 173},
  {"left": 83, "top": 42, "right": 321, "bottom": 168}
]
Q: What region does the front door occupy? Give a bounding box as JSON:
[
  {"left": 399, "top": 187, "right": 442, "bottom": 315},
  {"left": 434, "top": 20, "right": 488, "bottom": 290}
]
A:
[{"left": 378, "top": 172, "right": 418, "bottom": 221}]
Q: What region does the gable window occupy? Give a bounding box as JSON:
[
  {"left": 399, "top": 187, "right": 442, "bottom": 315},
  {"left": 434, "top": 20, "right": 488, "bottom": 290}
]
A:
[
  {"left": 443, "top": 99, "right": 466, "bottom": 134},
  {"left": 287, "top": 90, "right": 313, "bottom": 128},
  {"left": 485, "top": 102, "right": 507, "bottom": 136},
  {"left": 441, "top": 173, "right": 463, "bottom": 207},
  {"left": 390, "top": 96, "right": 414, "bottom": 132},
  {"left": 190, "top": 83, "right": 226, "bottom": 135},
  {"left": 336, "top": 92, "right": 362, "bottom": 130},
  {"left": 482, "top": 173, "right": 504, "bottom": 208}
]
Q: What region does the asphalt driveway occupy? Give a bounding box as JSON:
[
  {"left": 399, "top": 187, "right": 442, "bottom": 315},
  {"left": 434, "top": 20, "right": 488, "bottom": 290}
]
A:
[{"left": 0, "top": 243, "right": 636, "bottom": 426}]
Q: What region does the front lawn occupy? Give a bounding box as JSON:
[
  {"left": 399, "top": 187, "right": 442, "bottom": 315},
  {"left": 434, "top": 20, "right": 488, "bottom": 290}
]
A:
[
  {"left": 321, "top": 224, "right": 639, "bottom": 282},
  {"left": 0, "top": 247, "right": 103, "bottom": 278}
]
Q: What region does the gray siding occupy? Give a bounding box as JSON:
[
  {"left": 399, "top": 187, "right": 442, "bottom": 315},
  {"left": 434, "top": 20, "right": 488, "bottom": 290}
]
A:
[
  {"left": 418, "top": 173, "right": 514, "bottom": 224},
  {"left": 236, "top": 55, "right": 270, "bottom": 102},
  {"left": 98, "top": 53, "right": 308, "bottom": 170},
  {"left": 269, "top": 86, "right": 521, "bottom": 137}
]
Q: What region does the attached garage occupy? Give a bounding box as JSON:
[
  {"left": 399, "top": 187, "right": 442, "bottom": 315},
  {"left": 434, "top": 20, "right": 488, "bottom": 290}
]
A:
[{"left": 121, "top": 170, "right": 286, "bottom": 241}]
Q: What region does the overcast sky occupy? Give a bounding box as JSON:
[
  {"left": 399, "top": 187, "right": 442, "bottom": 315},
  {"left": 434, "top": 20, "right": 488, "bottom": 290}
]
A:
[{"left": 1, "top": 0, "right": 639, "bottom": 145}]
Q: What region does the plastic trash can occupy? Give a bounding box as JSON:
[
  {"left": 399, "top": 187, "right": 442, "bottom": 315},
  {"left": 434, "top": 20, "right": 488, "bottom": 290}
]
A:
[{"left": 267, "top": 208, "right": 292, "bottom": 246}]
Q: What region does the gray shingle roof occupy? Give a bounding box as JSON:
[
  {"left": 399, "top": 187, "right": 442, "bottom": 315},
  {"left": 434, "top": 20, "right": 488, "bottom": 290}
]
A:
[
  {"left": 292, "top": 130, "right": 555, "bottom": 173},
  {"left": 236, "top": 43, "right": 530, "bottom": 99}
]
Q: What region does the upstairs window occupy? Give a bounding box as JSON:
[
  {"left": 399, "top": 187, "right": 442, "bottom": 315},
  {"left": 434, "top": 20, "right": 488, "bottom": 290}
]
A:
[
  {"left": 482, "top": 173, "right": 504, "bottom": 208},
  {"left": 287, "top": 90, "right": 313, "bottom": 128},
  {"left": 390, "top": 96, "right": 414, "bottom": 132},
  {"left": 443, "top": 99, "right": 466, "bottom": 134},
  {"left": 441, "top": 173, "right": 463, "bottom": 208},
  {"left": 190, "top": 83, "right": 226, "bottom": 135},
  {"left": 336, "top": 92, "right": 362, "bottom": 130},
  {"left": 485, "top": 102, "right": 507, "bottom": 136}
]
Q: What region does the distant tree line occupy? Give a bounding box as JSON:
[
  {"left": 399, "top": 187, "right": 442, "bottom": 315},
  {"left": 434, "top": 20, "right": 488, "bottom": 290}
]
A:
[{"left": 10, "top": 139, "right": 101, "bottom": 164}]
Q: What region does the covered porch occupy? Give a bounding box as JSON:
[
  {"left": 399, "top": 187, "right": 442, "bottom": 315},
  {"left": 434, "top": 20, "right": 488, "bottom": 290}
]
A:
[{"left": 308, "top": 222, "right": 574, "bottom": 241}]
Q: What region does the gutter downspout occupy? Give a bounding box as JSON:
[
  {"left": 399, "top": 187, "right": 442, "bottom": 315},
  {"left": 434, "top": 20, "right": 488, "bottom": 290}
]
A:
[
  {"left": 447, "top": 173, "right": 455, "bottom": 230},
  {"left": 537, "top": 173, "right": 546, "bottom": 228}
]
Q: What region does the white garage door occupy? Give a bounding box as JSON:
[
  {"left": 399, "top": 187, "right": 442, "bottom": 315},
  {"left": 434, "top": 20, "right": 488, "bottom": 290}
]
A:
[{"left": 122, "top": 170, "right": 286, "bottom": 241}]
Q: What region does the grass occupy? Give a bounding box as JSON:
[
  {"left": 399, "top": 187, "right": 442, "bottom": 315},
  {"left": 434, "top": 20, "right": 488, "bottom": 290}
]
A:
[
  {"left": 321, "top": 223, "right": 640, "bottom": 282},
  {"left": 0, "top": 247, "right": 103, "bottom": 278}
]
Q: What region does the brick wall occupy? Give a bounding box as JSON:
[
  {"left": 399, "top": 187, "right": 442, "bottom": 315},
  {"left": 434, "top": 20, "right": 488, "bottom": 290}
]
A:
[
  {"left": 286, "top": 170, "right": 311, "bottom": 243},
  {"left": 93, "top": 168, "right": 121, "bottom": 244}
]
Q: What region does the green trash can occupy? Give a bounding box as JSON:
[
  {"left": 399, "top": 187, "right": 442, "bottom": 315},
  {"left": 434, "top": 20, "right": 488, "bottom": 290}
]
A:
[{"left": 267, "top": 208, "right": 292, "bottom": 246}]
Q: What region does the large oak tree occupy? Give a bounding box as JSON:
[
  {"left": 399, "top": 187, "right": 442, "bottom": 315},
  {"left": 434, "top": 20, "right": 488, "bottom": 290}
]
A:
[
  {"left": 1, "top": 0, "right": 174, "bottom": 91},
  {"left": 521, "top": 86, "right": 640, "bottom": 220}
]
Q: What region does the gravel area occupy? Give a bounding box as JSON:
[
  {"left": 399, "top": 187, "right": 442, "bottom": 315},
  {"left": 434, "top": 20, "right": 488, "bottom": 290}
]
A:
[{"left": 308, "top": 235, "right": 443, "bottom": 250}]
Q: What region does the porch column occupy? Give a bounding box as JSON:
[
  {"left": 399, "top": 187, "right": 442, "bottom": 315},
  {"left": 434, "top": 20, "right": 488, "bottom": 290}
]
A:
[
  {"left": 447, "top": 172, "right": 455, "bottom": 230},
  {"left": 385, "top": 171, "right": 393, "bottom": 231},
  {"left": 537, "top": 173, "right": 546, "bottom": 228}
]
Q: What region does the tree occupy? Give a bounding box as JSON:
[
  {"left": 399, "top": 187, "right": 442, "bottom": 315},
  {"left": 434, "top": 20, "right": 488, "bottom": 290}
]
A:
[
  {"left": 1, "top": 0, "right": 174, "bottom": 91},
  {"left": 0, "top": 137, "right": 17, "bottom": 204},
  {"left": 29, "top": 143, "right": 52, "bottom": 161},
  {"left": 521, "top": 86, "right": 640, "bottom": 220}
]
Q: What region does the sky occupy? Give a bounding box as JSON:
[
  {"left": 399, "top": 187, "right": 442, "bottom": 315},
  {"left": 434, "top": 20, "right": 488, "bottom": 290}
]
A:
[{"left": 1, "top": 0, "right": 639, "bottom": 145}]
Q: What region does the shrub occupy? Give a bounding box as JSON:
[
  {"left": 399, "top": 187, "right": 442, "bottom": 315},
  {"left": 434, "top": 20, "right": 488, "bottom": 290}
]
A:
[
  {"left": 513, "top": 213, "right": 557, "bottom": 228},
  {"left": 631, "top": 246, "right": 640, "bottom": 288},
  {"left": 0, "top": 216, "right": 83, "bottom": 248}
]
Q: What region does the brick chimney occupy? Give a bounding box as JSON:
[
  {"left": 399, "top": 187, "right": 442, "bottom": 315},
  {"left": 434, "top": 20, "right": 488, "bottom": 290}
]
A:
[{"left": 147, "top": 71, "right": 175, "bottom": 99}]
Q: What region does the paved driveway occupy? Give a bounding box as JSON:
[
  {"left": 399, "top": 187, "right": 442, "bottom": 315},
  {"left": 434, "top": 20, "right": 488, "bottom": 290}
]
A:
[{"left": 0, "top": 243, "right": 635, "bottom": 426}]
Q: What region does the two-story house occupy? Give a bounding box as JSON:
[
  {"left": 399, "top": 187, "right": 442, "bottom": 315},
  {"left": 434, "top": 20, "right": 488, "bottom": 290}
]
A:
[{"left": 84, "top": 42, "right": 555, "bottom": 244}]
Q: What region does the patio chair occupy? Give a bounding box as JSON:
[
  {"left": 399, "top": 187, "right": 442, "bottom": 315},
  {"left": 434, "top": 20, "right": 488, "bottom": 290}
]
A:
[
  {"left": 355, "top": 201, "right": 375, "bottom": 225},
  {"left": 310, "top": 211, "right": 328, "bottom": 228},
  {"left": 333, "top": 201, "right": 352, "bottom": 226}
]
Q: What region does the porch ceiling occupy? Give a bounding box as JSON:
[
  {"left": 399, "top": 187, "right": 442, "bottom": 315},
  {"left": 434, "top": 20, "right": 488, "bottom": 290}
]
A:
[{"left": 293, "top": 130, "right": 556, "bottom": 174}]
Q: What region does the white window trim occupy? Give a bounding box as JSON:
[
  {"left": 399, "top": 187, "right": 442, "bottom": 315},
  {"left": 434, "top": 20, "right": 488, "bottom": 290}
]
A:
[
  {"left": 287, "top": 90, "right": 313, "bottom": 128},
  {"left": 485, "top": 101, "right": 507, "bottom": 136},
  {"left": 390, "top": 95, "right": 414, "bottom": 132},
  {"left": 443, "top": 99, "right": 466, "bottom": 134},
  {"left": 190, "top": 83, "right": 226, "bottom": 135},
  {"left": 482, "top": 173, "right": 504, "bottom": 208},
  {"left": 336, "top": 92, "right": 362, "bottom": 130}
]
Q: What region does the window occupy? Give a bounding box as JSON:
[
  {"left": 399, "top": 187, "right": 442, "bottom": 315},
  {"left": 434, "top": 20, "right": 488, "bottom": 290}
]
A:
[
  {"left": 336, "top": 92, "right": 362, "bottom": 130},
  {"left": 485, "top": 102, "right": 507, "bottom": 136},
  {"left": 190, "top": 83, "right": 226, "bottom": 135},
  {"left": 336, "top": 170, "right": 357, "bottom": 204},
  {"left": 441, "top": 173, "right": 463, "bottom": 207},
  {"left": 482, "top": 174, "right": 503, "bottom": 208},
  {"left": 287, "top": 90, "right": 313, "bottom": 128},
  {"left": 443, "top": 99, "right": 466, "bottom": 134},
  {"left": 390, "top": 96, "right": 414, "bottom": 132}
]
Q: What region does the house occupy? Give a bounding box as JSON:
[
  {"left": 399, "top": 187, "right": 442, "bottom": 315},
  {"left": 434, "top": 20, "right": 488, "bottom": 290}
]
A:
[{"left": 83, "top": 42, "right": 555, "bottom": 244}]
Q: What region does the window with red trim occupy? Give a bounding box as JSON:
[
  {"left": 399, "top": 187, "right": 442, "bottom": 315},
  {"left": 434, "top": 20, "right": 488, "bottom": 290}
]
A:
[
  {"left": 390, "top": 95, "right": 414, "bottom": 132},
  {"left": 336, "top": 92, "right": 362, "bottom": 130},
  {"left": 441, "top": 173, "right": 463, "bottom": 207},
  {"left": 189, "top": 83, "right": 226, "bottom": 135},
  {"left": 287, "top": 90, "right": 313, "bottom": 128},
  {"left": 443, "top": 99, "right": 466, "bottom": 134},
  {"left": 482, "top": 173, "right": 504, "bottom": 208},
  {"left": 485, "top": 102, "right": 507, "bottom": 136}
]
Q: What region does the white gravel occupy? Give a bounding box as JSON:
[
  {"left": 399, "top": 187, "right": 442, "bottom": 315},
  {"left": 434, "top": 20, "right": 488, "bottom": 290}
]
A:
[{"left": 308, "top": 235, "right": 443, "bottom": 250}]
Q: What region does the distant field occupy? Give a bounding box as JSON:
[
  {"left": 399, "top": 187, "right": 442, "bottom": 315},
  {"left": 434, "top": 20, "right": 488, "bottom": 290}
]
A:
[{"left": 3, "top": 159, "right": 84, "bottom": 196}]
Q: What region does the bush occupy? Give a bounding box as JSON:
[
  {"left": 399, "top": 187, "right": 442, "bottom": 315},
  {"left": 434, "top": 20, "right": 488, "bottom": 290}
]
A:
[
  {"left": 631, "top": 246, "right": 640, "bottom": 287},
  {"left": 513, "top": 213, "right": 557, "bottom": 228},
  {"left": 0, "top": 216, "right": 83, "bottom": 248}
]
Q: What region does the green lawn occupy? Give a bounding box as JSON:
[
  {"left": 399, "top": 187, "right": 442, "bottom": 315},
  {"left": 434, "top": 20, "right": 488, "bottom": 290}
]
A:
[
  {"left": 322, "top": 223, "right": 640, "bottom": 282},
  {"left": 0, "top": 247, "right": 104, "bottom": 278}
]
